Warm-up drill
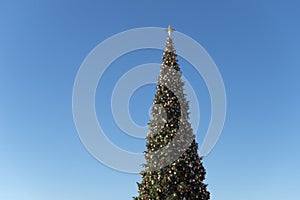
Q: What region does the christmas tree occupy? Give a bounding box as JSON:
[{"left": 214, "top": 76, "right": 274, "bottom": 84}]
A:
[{"left": 134, "top": 26, "right": 210, "bottom": 200}]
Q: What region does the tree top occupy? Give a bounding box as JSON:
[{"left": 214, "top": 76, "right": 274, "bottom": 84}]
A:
[{"left": 166, "top": 25, "right": 175, "bottom": 37}]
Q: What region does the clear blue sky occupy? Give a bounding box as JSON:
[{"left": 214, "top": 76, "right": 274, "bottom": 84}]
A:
[{"left": 1, "top": 1, "right": 299, "bottom": 199}]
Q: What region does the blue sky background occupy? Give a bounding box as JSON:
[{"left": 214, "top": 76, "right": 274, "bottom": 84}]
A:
[{"left": 1, "top": 0, "right": 299, "bottom": 199}]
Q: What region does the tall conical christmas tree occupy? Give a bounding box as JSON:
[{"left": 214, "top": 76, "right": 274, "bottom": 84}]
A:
[{"left": 134, "top": 26, "right": 210, "bottom": 200}]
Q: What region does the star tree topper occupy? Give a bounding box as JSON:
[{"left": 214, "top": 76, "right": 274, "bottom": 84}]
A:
[{"left": 166, "top": 25, "right": 175, "bottom": 37}]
